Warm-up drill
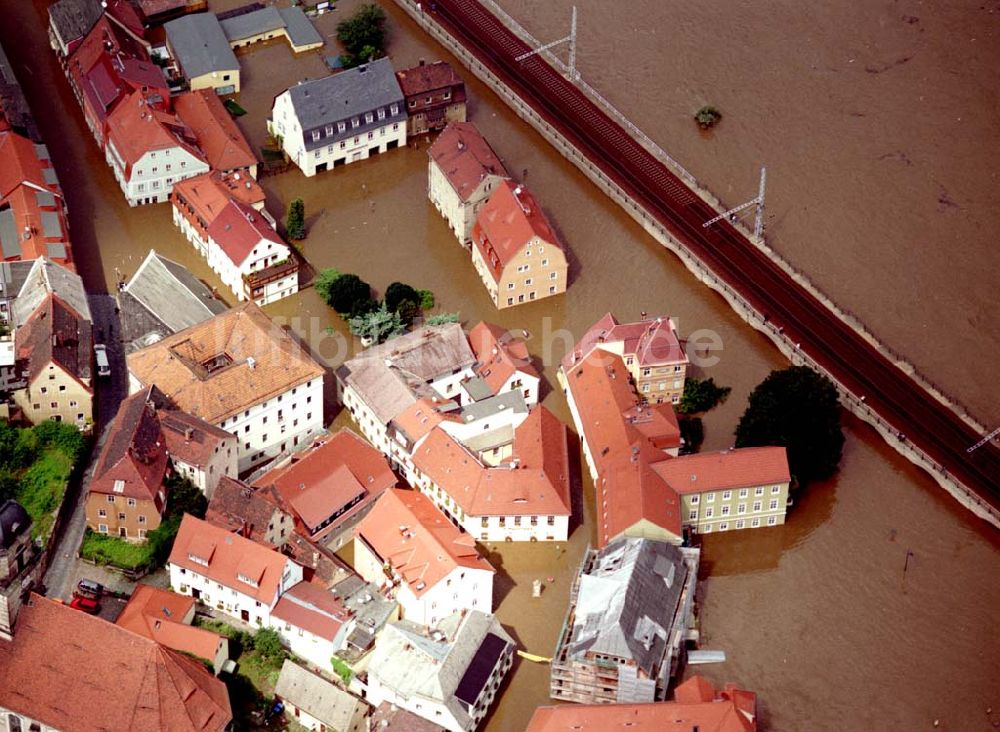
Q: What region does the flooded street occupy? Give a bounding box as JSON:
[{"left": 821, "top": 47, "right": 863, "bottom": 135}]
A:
[{"left": 2, "top": 0, "right": 997, "bottom": 730}]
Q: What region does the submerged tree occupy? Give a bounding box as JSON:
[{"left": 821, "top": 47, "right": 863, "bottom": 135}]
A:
[
  {"left": 337, "top": 5, "right": 387, "bottom": 67},
  {"left": 285, "top": 198, "right": 306, "bottom": 240},
  {"left": 349, "top": 304, "right": 403, "bottom": 344},
  {"left": 735, "top": 366, "right": 844, "bottom": 486}
]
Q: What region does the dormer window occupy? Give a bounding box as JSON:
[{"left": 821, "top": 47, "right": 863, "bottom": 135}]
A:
[
  {"left": 325, "top": 124, "right": 333, "bottom": 136},
  {"left": 189, "top": 553, "right": 209, "bottom": 567},
  {"left": 365, "top": 112, "right": 373, "bottom": 123},
  {"left": 351, "top": 117, "right": 359, "bottom": 128},
  {"left": 237, "top": 572, "right": 259, "bottom": 588},
  {"left": 311, "top": 131, "right": 320, "bottom": 142},
  {"left": 113, "top": 480, "right": 125, "bottom": 493},
  {"left": 377, "top": 108, "right": 385, "bottom": 120},
  {"left": 390, "top": 103, "right": 398, "bottom": 115},
  {"left": 338, "top": 121, "right": 346, "bottom": 132}
]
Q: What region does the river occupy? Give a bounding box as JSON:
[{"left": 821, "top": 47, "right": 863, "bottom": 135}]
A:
[{"left": 2, "top": 0, "right": 997, "bottom": 729}]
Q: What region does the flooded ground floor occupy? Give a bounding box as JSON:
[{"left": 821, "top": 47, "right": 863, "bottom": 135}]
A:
[{"left": 1, "top": 0, "right": 997, "bottom": 729}]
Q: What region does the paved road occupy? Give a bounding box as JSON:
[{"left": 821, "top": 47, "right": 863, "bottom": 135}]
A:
[
  {"left": 43, "top": 294, "right": 128, "bottom": 600},
  {"left": 417, "top": 0, "right": 1000, "bottom": 508}
]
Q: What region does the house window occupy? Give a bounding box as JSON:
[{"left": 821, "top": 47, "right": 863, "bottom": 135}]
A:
[
  {"left": 721, "top": 505, "right": 730, "bottom": 516},
  {"left": 548, "top": 286, "right": 556, "bottom": 294},
  {"left": 138, "top": 529, "right": 146, "bottom": 539},
  {"left": 688, "top": 510, "right": 698, "bottom": 520},
  {"left": 481, "top": 517, "right": 488, "bottom": 527},
  {"left": 767, "top": 516, "right": 778, "bottom": 526},
  {"left": 690, "top": 495, "right": 699, "bottom": 505},
  {"left": 392, "top": 122, "right": 399, "bottom": 131},
  {"left": 507, "top": 297, "right": 513, "bottom": 306},
  {"left": 751, "top": 517, "right": 761, "bottom": 528},
  {"left": 719, "top": 522, "right": 729, "bottom": 531},
  {"left": 737, "top": 503, "right": 747, "bottom": 514},
  {"left": 118, "top": 513, "right": 126, "bottom": 521},
  {"left": 722, "top": 490, "right": 732, "bottom": 501},
  {"left": 739, "top": 488, "right": 749, "bottom": 499},
  {"left": 340, "top": 141, "right": 346, "bottom": 149},
  {"left": 498, "top": 517, "right": 506, "bottom": 526},
  {"left": 753, "top": 501, "right": 762, "bottom": 512},
  {"left": 138, "top": 515, "right": 146, "bottom": 524},
  {"left": 755, "top": 486, "right": 765, "bottom": 496},
  {"left": 769, "top": 499, "right": 779, "bottom": 510},
  {"left": 735, "top": 520, "right": 745, "bottom": 530},
  {"left": 107, "top": 495, "right": 115, "bottom": 503},
  {"left": 98, "top": 524, "right": 108, "bottom": 533},
  {"left": 50, "top": 401, "right": 58, "bottom": 408},
  {"left": 127, "top": 498, "right": 136, "bottom": 507},
  {"left": 772, "top": 485, "right": 782, "bottom": 494},
  {"left": 704, "top": 507, "right": 714, "bottom": 518},
  {"left": 443, "top": 91, "right": 452, "bottom": 100}
]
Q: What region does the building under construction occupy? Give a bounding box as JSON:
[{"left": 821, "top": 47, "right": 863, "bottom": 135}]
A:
[{"left": 549, "top": 536, "right": 699, "bottom": 704}]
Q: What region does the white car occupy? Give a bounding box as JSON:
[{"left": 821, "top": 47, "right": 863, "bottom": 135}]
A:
[{"left": 94, "top": 344, "right": 110, "bottom": 377}]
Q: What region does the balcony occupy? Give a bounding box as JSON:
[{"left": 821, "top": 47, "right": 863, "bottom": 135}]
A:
[{"left": 243, "top": 258, "right": 298, "bottom": 290}]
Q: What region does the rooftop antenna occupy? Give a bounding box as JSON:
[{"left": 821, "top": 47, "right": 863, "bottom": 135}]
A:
[
  {"left": 702, "top": 167, "right": 767, "bottom": 242},
  {"left": 515, "top": 6, "right": 579, "bottom": 81}
]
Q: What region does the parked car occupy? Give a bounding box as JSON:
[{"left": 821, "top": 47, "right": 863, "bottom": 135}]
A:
[
  {"left": 69, "top": 596, "right": 100, "bottom": 614},
  {"left": 94, "top": 344, "right": 110, "bottom": 377},
  {"left": 75, "top": 579, "right": 104, "bottom": 599}
]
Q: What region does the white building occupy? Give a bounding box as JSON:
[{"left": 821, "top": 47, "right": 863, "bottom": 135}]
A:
[
  {"left": 202, "top": 200, "right": 298, "bottom": 306},
  {"left": 274, "top": 660, "right": 369, "bottom": 732},
  {"left": 427, "top": 122, "right": 509, "bottom": 246},
  {"left": 105, "top": 91, "right": 209, "bottom": 206},
  {"left": 158, "top": 407, "right": 238, "bottom": 498},
  {"left": 269, "top": 581, "right": 354, "bottom": 672},
  {"left": 268, "top": 58, "right": 406, "bottom": 177},
  {"left": 363, "top": 611, "right": 514, "bottom": 732},
  {"left": 355, "top": 489, "right": 495, "bottom": 627},
  {"left": 338, "top": 322, "right": 570, "bottom": 543},
  {"left": 168, "top": 514, "right": 303, "bottom": 628},
  {"left": 127, "top": 302, "right": 325, "bottom": 473}
]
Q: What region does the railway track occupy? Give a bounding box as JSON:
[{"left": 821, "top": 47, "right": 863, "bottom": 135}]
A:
[{"left": 415, "top": 0, "right": 1000, "bottom": 510}]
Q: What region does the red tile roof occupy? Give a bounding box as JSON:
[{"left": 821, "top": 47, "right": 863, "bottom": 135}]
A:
[
  {"left": 427, "top": 122, "right": 508, "bottom": 202},
  {"left": 15, "top": 292, "right": 93, "bottom": 387},
  {"left": 0, "top": 131, "right": 73, "bottom": 268},
  {"left": 206, "top": 476, "right": 286, "bottom": 545},
  {"left": 271, "top": 581, "right": 351, "bottom": 641},
  {"left": 253, "top": 429, "right": 396, "bottom": 539},
  {"left": 527, "top": 676, "right": 757, "bottom": 732},
  {"left": 471, "top": 180, "right": 563, "bottom": 280},
  {"left": 563, "top": 358, "right": 681, "bottom": 546},
  {"left": 653, "top": 447, "right": 790, "bottom": 494},
  {"left": 410, "top": 406, "right": 572, "bottom": 519},
  {"left": 206, "top": 199, "right": 283, "bottom": 267},
  {"left": 174, "top": 90, "right": 257, "bottom": 173},
  {"left": 90, "top": 387, "right": 169, "bottom": 507},
  {"left": 562, "top": 312, "right": 687, "bottom": 372},
  {"left": 171, "top": 170, "right": 266, "bottom": 234},
  {"left": 356, "top": 488, "right": 494, "bottom": 597},
  {"left": 168, "top": 514, "right": 291, "bottom": 604},
  {"left": 468, "top": 321, "right": 539, "bottom": 396},
  {"left": 0, "top": 594, "right": 232, "bottom": 731},
  {"left": 116, "top": 584, "right": 225, "bottom": 664},
  {"left": 105, "top": 89, "right": 203, "bottom": 173},
  {"left": 159, "top": 407, "right": 234, "bottom": 468},
  {"left": 396, "top": 60, "right": 465, "bottom": 97}
]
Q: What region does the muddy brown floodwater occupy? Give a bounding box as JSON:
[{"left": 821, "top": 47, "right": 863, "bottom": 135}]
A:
[{"left": 3, "top": 0, "right": 998, "bottom": 729}]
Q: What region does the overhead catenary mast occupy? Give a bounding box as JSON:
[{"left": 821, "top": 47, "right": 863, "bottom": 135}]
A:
[
  {"left": 515, "top": 6, "right": 579, "bottom": 80},
  {"left": 702, "top": 167, "right": 767, "bottom": 242}
]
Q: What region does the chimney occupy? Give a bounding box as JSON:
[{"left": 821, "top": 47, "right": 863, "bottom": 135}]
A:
[
  {"left": 246, "top": 356, "right": 256, "bottom": 370},
  {"left": 419, "top": 58, "right": 425, "bottom": 66},
  {"left": 184, "top": 427, "right": 194, "bottom": 441}
]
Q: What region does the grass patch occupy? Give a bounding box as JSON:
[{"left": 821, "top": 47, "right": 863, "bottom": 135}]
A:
[
  {"left": 79, "top": 529, "right": 155, "bottom": 569},
  {"left": 0, "top": 420, "right": 87, "bottom": 541},
  {"left": 331, "top": 656, "right": 353, "bottom": 684},
  {"left": 194, "top": 620, "right": 288, "bottom": 728},
  {"left": 224, "top": 99, "right": 247, "bottom": 117}
]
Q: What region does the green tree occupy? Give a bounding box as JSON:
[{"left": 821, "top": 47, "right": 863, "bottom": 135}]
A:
[
  {"left": 679, "top": 417, "right": 704, "bottom": 455},
  {"left": 384, "top": 282, "right": 420, "bottom": 313},
  {"left": 349, "top": 304, "right": 403, "bottom": 344},
  {"left": 165, "top": 475, "right": 207, "bottom": 520},
  {"left": 252, "top": 628, "right": 285, "bottom": 663},
  {"left": 285, "top": 198, "right": 306, "bottom": 240},
  {"left": 417, "top": 289, "right": 435, "bottom": 310},
  {"left": 317, "top": 271, "right": 373, "bottom": 314},
  {"left": 426, "top": 312, "right": 460, "bottom": 325},
  {"left": 678, "top": 377, "right": 732, "bottom": 415},
  {"left": 735, "top": 366, "right": 844, "bottom": 486},
  {"left": 337, "top": 5, "right": 387, "bottom": 65}
]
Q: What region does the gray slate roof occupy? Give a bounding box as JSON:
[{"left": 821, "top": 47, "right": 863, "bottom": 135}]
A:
[
  {"left": 274, "top": 660, "right": 366, "bottom": 729},
  {"left": 0, "top": 261, "right": 34, "bottom": 308},
  {"left": 0, "top": 43, "right": 40, "bottom": 141},
  {"left": 337, "top": 322, "right": 475, "bottom": 425},
  {"left": 165, "top": 13, "right": 239, "bottom": 80},
  {"left": 285, "top": 58, "right": 404, "bottom": 151},
  {"left": 0, "top": 207, "right": 19, "bottom": 259},
  {"left": 367, "top": 611, "right": 513, "bottom": 729},
  {"left": 118, "top": 249, "right": 228, "bottom": 350},
  {"left": 12, "top": 257, "right": 91, "bottom": 326},
  {"left": 277, "top": 7, "right": 323, "bottom": 48},
  {"left": 47, "top": 0, "right": 103, "bottom": 50},
  {"left": 0, "top": 500, "right": 31, "bottom": 552},
  {"left": 567, "top": 537, "right": 689, "bottom": 676}
]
